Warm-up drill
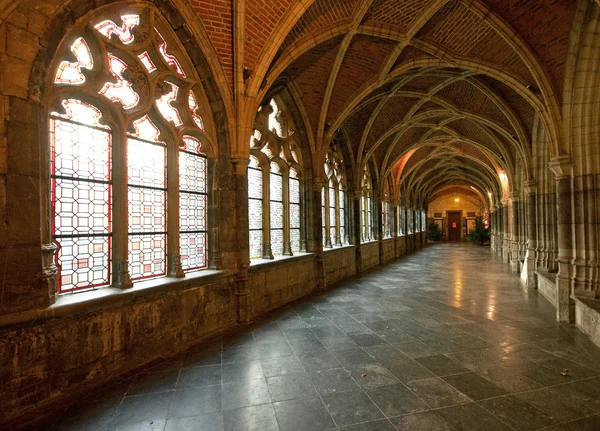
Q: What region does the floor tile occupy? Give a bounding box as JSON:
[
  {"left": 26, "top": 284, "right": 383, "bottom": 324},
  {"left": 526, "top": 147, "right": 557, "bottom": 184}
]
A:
[
  {"left": 322, "top": 390, "right": 384, "bottom": 427},
  {"left": 338, "top": 419, "right": 396, "bottom": 430},
  {"left": 331, "top": 348, "right": 378, "bottom": 368},
  {"left": 113, "top": 392, "right": 174, "bottom": 426},
  {"left": 266, "top": 373, "right": 319, "bottom": 402},
  {"left": 177, "top": 365, "right": 221, "bottom": 389},
  {"left": 222, "top": 378, "right": 271, "bottom": 411},
  {"left": 415, "top": 355, "right": 470, "bottom": 377},
  {"left": 298, "top": 351, "right": 341, "bottom": 371},
  {"left": 517, "top": 388, "right": 595, "bottom": 423},
  {"left": 347, "top": 364, "right": 399, "bottom": 388},
  {"left": 222, "top": 360, "right": 264, "bottom": 383},
  {"left": 223, "top": 404, "right": 279, "bottom": 431},
  {"left": 308, "top": 368, "right": 360, "bottom": 395},
  {"left": 436, "top": 402, "right": 513, "bottom": 430},
  {"left": 388, "top": 411, "right": 454, "bottom": 430},
  {"left": 169, "top": 386, "right": 221, "bottom": 419},
  {"left": 395, "top": 341, "right": 440, "bottom": 359},
  {"left": 261, "top": 356, "right": 304, "bottom": 377},
  {"left": 364, "top": 383, "right": 428, "bottom": 416},
  {"left": 478, "top": 395, "right": 557, "bottom": 430},
  {"left": 406, "top": 377, "right": 471, "bottom": 408},
  {"left": 442, "top": 372, "right": 507, "bottom": 400},
  {"left": 274, "top": 397, "right": 336, "bottom": 431},
  {"left": 164, "top": 412, "right": 224, "bottom": 431}
]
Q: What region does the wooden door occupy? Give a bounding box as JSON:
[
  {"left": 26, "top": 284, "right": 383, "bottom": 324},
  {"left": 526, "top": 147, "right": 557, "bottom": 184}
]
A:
[{"left": 448, "top": 211, "right": 461, "bottom": 241}]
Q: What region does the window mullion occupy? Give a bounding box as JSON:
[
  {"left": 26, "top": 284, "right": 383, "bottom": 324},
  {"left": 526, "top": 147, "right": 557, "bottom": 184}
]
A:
[
  {"left": 263, "top": 166, "right": 274, "bottom": 259},
  {"left": 167, "top": 138, "right": 183, "bottom": 277},
  {"left": 324, "top": 186, "right": 332, "bottom": 248},
  {"left": 283, "top": 173, "right": 292, "bottom": 256},
  {"left": 113, "top": 128, "right": 133, "bottom": 289}
]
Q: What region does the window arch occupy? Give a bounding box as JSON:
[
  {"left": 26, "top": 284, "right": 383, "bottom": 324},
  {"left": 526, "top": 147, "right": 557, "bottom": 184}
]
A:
[
  {"left": 322, "top": 147, "right": 348, "bottom": 247},
  {"left": 249, "top": 98, "right": 304, "bottom": 259},
  {"left": 361, "top": 168, "right": 374, "bottom": 242},
  {"left": 381, "top": 178, "right": 393, "bottom": 239},
  {"left": 49, "top": 6, "right": 213, "bottom": 293}
]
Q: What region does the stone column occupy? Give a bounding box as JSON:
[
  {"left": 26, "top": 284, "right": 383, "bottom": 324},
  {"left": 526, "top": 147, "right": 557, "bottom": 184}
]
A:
[
  {"left": 525, "top": 181, "right": 538, "bottom": 289},
  {"left": 503, "top": 202, "right": 509, "bottom": 262},
  {"left": 510, "top": 193, "right": 520, "bottom": 273},
  {"left": 353, "top": 190, "right": 363, "bottom": 274},
  {"left": 549, "top": 156, "right": 574, "bottom": 323},
  {"left": 313, "top": 179, "right": 325, "bottom": 291},
  {"left": 232, "top": 158, "right": 252, "bottom": 324},
  {"left": 495, "top": 203, "right": 503, "bottom": 256}
]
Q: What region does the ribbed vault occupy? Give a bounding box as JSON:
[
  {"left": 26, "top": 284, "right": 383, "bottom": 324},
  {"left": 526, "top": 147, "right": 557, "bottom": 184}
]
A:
[{"left": 252, "top": 0, "right": 577, "bottom": 211}]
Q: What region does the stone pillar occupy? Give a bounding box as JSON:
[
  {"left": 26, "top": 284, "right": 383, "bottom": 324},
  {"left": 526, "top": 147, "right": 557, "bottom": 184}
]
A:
[
  {"left": 510, "top": 193, "right": 520, "bottom": 273},
  {"left": 525, "top": 181, "right": 538, "bottom": 289},
  {"left": 232, "top": 158, "right": 252, "bottom": 324},
  {"left": 313, "top": 180, "right": 325, "bottom": 291},
  {"left": 353, "top": 190, "right": 363, "bottom": 274},
  {"left": 502, "top": 201, "right": 510, "bottom": 263},
  {"left": 495, "top": 203, "right": 503, "bottom": 256},
  {"left": 549, "top": 156, "right": 574, "bottom": 323}
]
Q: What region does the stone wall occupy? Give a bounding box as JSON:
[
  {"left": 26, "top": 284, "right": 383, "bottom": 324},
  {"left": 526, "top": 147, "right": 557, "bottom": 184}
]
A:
[
  {"left": 396, "top": 236, "right": 406, "bottom": 257},
  {"left": 0, "top": 274, "right": 237, "bottom": 425},
  {"left": 248, "top": 255, "right": 317, "bottom": 318},
  {"left": 361, "top": 241, "right": 381, "bottom": 272},
  {"left": 323, "top": 246, "right": 357, "bottom": 287},
  {"left": 381, "top": 238, "right": 396, "bottom": 264}
]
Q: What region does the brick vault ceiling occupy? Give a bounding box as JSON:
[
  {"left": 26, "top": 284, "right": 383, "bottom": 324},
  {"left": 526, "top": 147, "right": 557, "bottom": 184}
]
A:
[{"left": 247, "top": 0, "right": 578, "bottom": 202}]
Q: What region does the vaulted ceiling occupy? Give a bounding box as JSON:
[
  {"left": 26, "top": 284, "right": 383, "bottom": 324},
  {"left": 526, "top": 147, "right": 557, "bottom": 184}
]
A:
[{"left": 246, "top": 0, "right": 577, "bottom": 207}]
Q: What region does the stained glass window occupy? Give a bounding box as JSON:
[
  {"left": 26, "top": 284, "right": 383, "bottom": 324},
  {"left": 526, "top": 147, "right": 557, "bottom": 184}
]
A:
[
  {"left": 329, "top": 182, "right": 336, "bottom": 246},
  {"left": 127, "top": 116, "right": 166, "bottom": 280},
  {"left": 323, "top": 146, "right": 347, "bottom": 247},
  {"left": 249, "top": 97, "right": 303, "bottom": 259},
  {"left": 50, "top": 7, "right": 209, "bottom": 293},
  {"left": 248, "top": 156, "right": 263, "bottom": 259},
  {"left": 321, "top": 187, "right": 327, "bottom": 247},
  {"left": 361, "top": 168, "right": 373, "bottom": 242},
  {"left": 270, "top": 162, "right": 284, "bottom": 256},
  {"left": 408, "top": 209, "right": 414, "bottom": 234},
  {"left": 180, "top": 136, "right": 207, "bottom": 271},
  {"left": 339, "top": 188, "right": 346, "bottom": 244},
  {"left": 51, "top": 100, "right": 112, "bottom": 293},
  {"left": 289, "top": 169, "right": 300, "bottom": 253}
]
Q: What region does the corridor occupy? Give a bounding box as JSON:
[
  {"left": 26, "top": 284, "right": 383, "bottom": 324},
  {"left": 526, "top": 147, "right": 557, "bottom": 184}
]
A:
[{"left": 45, "top": 244, "right": 600, "bottom": 431}]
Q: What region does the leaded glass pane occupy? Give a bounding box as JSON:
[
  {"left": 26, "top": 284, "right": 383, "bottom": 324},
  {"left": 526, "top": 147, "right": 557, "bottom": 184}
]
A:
[
  {"left": 289, "top": 177, "right": 300, "bottom": 204},
  {"left": 249, "top": 199, "right": 263, "bottom": 229},
  {"left": 129, "top": 233, "right": 166, "bottom": 279},
  {"left": 181, "top": 232, "right": 206, "bottom": 271},
  {"left": 50, "top": 102, "right": 112, "bottom": 294},
  {"left": 270, "top": 171, "right": 283, "bottom": 201},
  {"left": 271, "top": 229, "right": 284, "bottom": 256},
  {"left": 271, "top": 202, "right": 284, "bottom": 229},
  {"left": 248, "top": 168, "right": 262, "bottom": 199},
  {"left": 249, "top": 230, "right": 262, "bottom": 259},
  {"left": 291, "top": 228, "right": 300, "bottom": 253},
  {"left": 290, "top": 203, "right": 300, "bottom": 229},
  {"left": 127, "top": 139, "right": 166, "bottom": 188},
  {"left": 180, "top": 192, "right": 206, "bottom": 232}
]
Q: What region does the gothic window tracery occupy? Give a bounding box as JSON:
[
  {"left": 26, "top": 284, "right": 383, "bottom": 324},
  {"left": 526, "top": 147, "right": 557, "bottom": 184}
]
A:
[
  {"left": 50, "top": 6, "right": 212, "bottom": 293},
  {"left": 362, "top": 169, "right": 374, "bottom": 242},
  {"left": 322, "top": 147, "right": 347, "bottom": 247},
  {"left": 249, "top": 98, "right": 304, "bottom": 259}
]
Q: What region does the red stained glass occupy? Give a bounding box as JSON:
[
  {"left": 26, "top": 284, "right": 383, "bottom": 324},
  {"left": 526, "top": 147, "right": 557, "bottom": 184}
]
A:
[
  {"left": 138, "top": 52, "right": 157, "bottom": 72},
  {"left": 50, "top": 100, "right": 112, "bottom": 293},
  {"left": 188, "top": 91, "right": 204, "bottom": 129},
  {"left": 55, "top": 37, "right": 93, "bottom": 85},
  {"left": 156, "top": 82, "right": 182, "bottom": 126},
  {"left": 179, "top": 135, "right": 207, "bottom": 271},
  {"left": 95, "top": 15, "right": 139, "bottom": 44},
  {"left": 99, "top": 54, "right": 139, "bottom": 109},
  {"left": 155, "top": 29, "right": 185, "bottom": 77}
]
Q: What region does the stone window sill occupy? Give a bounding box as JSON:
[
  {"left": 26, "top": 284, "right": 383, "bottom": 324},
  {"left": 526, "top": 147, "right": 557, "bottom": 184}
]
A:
[
  {"left": 0, "top": 269, "right": 232, "bottom": 328},
  {"left": 361, "top": 240, "right": 379, "bottom": 245},
  {"left": 249, "top": 252, "right": 315, "bottom": 270},
  {"left": 323, "top": 244, "right": 355, "bottom": 254}
]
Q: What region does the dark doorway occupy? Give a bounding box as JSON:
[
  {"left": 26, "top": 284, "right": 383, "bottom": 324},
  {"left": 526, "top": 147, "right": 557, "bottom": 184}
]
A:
[{"left": 447, "top": 211, "right": 462, "bottom": 241}]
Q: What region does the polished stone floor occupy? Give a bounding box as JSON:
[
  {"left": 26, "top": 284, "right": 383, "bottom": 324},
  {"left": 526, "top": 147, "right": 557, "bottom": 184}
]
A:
[{"left": 46, "top": 243, "right": 600, "bottom": 431}]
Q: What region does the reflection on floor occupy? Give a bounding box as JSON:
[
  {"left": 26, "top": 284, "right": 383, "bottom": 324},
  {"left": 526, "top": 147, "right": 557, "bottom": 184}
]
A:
[{"left": 45, "top": 243, "right": 600, "bottom": 431}]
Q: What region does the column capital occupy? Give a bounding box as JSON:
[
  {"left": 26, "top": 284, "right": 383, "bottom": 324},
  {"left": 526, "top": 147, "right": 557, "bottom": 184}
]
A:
[
  {"left": 548, "top": 155, "right": 573, "bottom": 180},
  {"left": 353, "top": 189, "right": 363, "bottom": 200},
  {"left": 312, "top": 179, "right": 325, "bottom": 192},
  {"left": 524, "top": 180, "right": 537, "bottom": 195},
  {"left": 509, "top": 191, "right": 520, "bottom": 201},
  {"left": 231, "top": 157, "right": 249, "bottom": 175}
]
